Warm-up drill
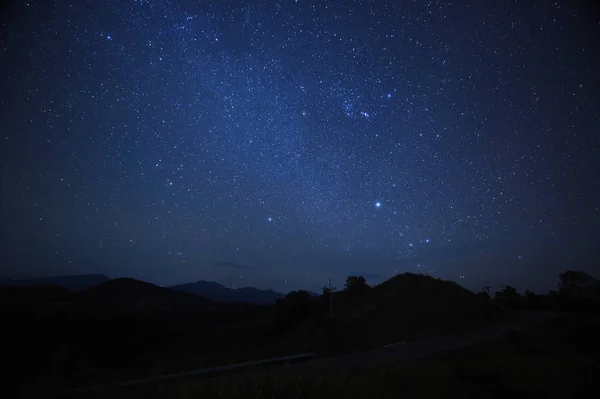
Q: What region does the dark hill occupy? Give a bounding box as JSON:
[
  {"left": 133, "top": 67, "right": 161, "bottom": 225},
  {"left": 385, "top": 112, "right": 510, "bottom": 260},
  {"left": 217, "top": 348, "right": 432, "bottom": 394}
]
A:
[
  {"left": 373, "top": 272, "right": 490, "bottom": 307},
  {"left": 0, "top": 283, "right": 73, "bottom": 312},
  {"left": 0, "top": 283, "right": 71, "bottom": 300},
  {"left": 269, "top": 273, "right": 500, "bottom": 357},
  {"left": 371, "top": 272, "right": 494, "bottom": 326},
  {"left": 170, "top": 280, "right": 283, "bottom": 305},
  {"left": 78, "top": 278, "right": 211, "bottom": 311},
  {"left": 0, "top": 274, "right": 110, "bottom": 291},
  {"left": 325, "top": 273, "right": 497, "bottom": 351}
]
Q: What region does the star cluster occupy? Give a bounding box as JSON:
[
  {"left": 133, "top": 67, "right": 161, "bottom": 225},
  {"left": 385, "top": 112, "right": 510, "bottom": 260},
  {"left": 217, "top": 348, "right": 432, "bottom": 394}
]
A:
[{"left": 1, "top": 0, "right": 599, "bottom": 292}]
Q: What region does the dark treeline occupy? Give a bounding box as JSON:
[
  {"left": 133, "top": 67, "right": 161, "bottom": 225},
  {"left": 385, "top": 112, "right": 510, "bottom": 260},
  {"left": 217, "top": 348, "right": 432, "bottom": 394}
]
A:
[
  {"left": 482, "top": 270, "right": 600, "bottom": 312},
  {"left": 2, "top": 269, "right": 599, "bottom": 398}
]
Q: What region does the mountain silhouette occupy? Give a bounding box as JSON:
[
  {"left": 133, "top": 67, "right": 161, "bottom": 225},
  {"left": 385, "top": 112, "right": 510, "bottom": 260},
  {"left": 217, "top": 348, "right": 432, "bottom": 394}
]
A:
[
  {"left": 169, "top": 280, "right": 284, "bottom": 304},
  {"left": 1, "top": 274, "right": 284, "bottom": 305},
  {"left": 78, "top": 278, "right": 211, "bottom": 311}
]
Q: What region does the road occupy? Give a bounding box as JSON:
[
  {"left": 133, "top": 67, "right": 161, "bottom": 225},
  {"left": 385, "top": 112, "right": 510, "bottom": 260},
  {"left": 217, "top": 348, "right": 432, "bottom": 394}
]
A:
[
  {"left": 279, "top": 310, "right": 555, "bottom": 376},
  {"left": 70, "top": 310, "right": 555, "bottom": 393}
]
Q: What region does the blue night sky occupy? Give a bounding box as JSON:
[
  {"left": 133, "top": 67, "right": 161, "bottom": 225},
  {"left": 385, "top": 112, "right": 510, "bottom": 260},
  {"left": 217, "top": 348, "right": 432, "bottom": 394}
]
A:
[{"left": 1, "top": 0, "right": 599, "bottom": 293}]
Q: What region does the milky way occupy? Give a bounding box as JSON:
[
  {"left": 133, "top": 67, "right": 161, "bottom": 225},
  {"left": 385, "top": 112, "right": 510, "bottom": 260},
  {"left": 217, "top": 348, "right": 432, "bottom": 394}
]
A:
[{"left": 1, "top": 0, "right": 599, "bottom": 292}]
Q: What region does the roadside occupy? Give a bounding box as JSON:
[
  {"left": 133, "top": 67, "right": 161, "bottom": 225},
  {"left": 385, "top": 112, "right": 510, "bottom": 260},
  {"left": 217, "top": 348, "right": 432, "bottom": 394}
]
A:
[
  {"left": 66, "top": 310, "right": 557, "bottom": 398},
  {"left": 97, "top": 311, "right": 596, "bottom": 399},
  {"left": 261, "top": 310, "right": 555, "bottom": 376}
]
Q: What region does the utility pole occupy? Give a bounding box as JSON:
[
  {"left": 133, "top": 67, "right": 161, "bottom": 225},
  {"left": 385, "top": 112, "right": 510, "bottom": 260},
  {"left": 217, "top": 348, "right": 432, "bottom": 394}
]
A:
[
  {"left": 328, "top": 277, "right": 333, "bottom": 317},
  {"left": 0, "top": 161, "right": 4, "bottom": 263}
]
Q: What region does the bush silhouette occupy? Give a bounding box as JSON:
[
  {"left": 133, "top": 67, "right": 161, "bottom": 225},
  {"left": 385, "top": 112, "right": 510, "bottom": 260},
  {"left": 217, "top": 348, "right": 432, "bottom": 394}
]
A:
[{"left": 275, "top": 289, "right": 315, "bottom": 329}]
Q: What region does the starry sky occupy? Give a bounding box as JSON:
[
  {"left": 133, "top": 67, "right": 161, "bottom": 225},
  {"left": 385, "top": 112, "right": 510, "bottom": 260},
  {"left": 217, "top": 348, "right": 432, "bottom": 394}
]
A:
[{"left": 1, "top": 0, "right": 599, "bottom": 293}]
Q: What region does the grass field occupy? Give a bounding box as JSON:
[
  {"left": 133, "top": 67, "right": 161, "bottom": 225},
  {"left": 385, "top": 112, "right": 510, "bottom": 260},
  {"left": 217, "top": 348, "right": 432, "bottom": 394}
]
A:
[{"left": 63, "top": 313, "right": 599, "bottom": 399}]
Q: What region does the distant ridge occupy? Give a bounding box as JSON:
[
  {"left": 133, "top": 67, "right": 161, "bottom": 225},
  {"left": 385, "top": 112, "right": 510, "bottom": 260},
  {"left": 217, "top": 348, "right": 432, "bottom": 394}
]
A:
[
  {"left": 169, "top": 280, "right": 284, "bottom": 305},
  {"left": 0, "top": 274, "right": 110, "bottom": 292},
  {"left": 78, "top": 278, "right": 210, "bottom": 310},
  {"left": 0, "top": 274, "right": 284, "bottom": 305}
]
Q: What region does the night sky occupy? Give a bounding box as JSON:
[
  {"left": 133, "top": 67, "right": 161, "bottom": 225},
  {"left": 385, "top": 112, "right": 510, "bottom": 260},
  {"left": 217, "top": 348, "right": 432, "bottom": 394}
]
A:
[{"left": 1, "top": 0, "right": 599, "bottom": 293}]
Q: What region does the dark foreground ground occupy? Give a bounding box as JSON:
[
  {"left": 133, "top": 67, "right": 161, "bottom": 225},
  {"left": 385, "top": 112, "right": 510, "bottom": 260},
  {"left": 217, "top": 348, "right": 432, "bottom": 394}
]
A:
[{"left": 63, "top": 311, "right": 599, "bottom": 399}]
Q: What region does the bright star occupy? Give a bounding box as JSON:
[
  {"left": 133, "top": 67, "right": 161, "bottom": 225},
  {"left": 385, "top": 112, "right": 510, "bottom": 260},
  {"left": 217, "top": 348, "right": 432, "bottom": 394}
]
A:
[
  {"left": 268, "top": 217, "right": 273, "bottom": 222},
  {"left": 375, "top": 201, "right": 382, "bottom": 208}
]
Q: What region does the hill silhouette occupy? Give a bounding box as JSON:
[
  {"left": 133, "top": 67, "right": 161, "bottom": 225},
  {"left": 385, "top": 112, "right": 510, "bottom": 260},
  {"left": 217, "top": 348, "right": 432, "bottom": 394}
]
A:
[
  {"left": 0, "top": 274, "right": 110, "bottom": 291},
  {"left": 363, "top": 273, "right": 496, "bottom": 338},
  {"left": 77, "top": 278, "right": 211, "bottom": 311},
  {"left": 1, "top": 274, "right": 286, "bottom": 305},
  {"left": 373, "top": 272, "right": 492, "bottom": 316},
  {"left": 264, "top": 273, "right": 499, "bottom": 357},
  {"left": 3, "top": 272, "right": 507, "bottom": 394},
  {"left": 0, "top": 283, "right": 73, "bottom": 312},
  {"left": 169, "top": 280, "right": 284, "bottom": 304},
  {"left": 4, "top": 269, "right": 598, "bottom": 397}
]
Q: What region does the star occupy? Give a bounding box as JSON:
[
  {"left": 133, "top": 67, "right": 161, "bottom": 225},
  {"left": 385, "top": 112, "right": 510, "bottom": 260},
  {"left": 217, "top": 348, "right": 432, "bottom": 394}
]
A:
[{"left": 1, "top": 0, "right": 595, "bottom": 296}]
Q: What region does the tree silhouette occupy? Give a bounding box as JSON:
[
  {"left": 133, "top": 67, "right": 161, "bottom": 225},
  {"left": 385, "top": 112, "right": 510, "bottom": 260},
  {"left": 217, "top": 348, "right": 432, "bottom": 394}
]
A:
[
  {"left": 344, "top": 275, "right": 369, "bottom": 293},
  {"left": 275, "top": 289, "right": 314, "bottom": 328},
  {"left": 494, "top": 285, "right": 522, "bottom": 308},
  {"left": 558, "top": 270, "right": 598, "bottom": 299},
  {"left": 478, "top": 286, "right": 491, "bottom": 300}
]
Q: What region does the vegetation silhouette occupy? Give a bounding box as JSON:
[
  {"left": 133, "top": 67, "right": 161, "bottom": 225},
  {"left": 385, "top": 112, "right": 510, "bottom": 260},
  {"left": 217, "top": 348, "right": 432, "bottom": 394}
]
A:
[{"left": 2, "top": 269, "right": 599, "bottom": 399}]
